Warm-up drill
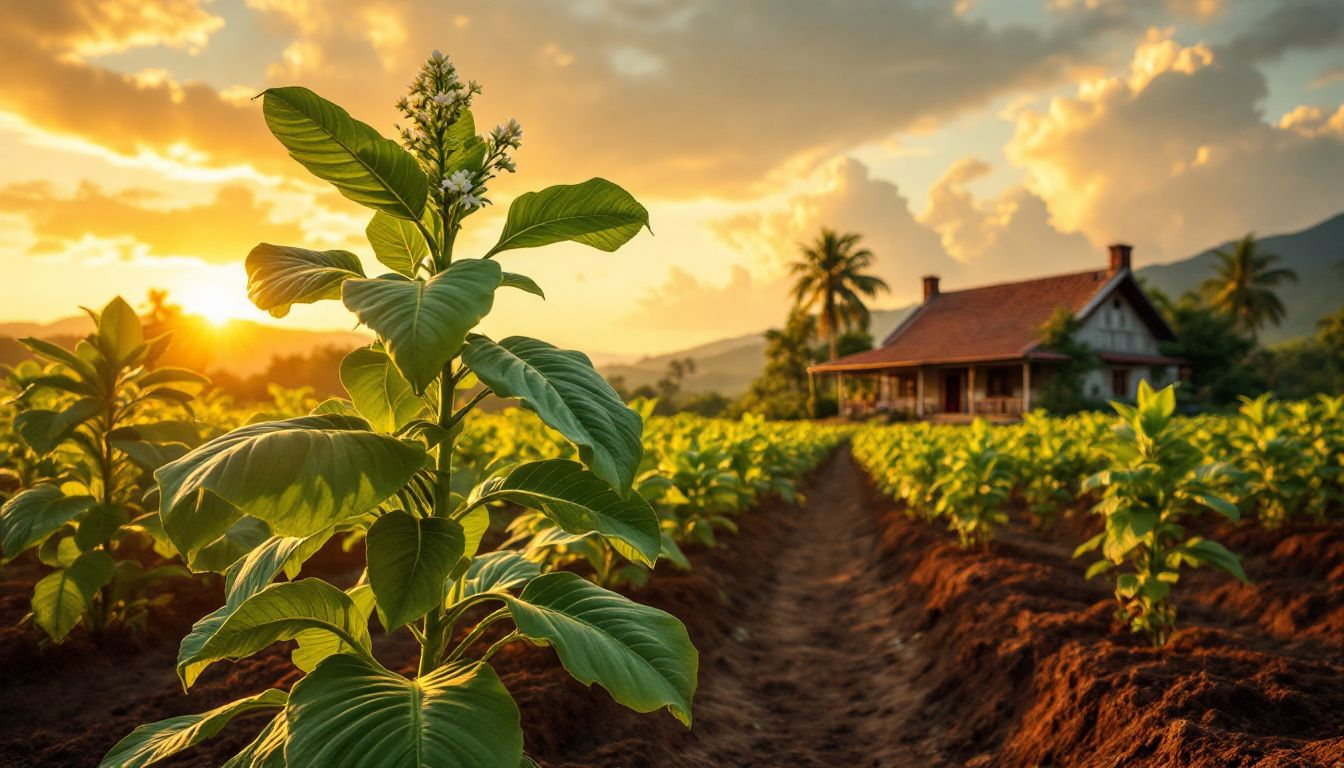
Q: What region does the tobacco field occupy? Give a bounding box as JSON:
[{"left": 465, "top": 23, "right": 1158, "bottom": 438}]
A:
[{"left": 2, "top": 50, "right": 1343, "bottom": 768}]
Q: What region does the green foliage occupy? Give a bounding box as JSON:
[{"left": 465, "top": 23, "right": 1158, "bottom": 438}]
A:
[
  {"left": 737, "top": 310, "right": 818, "bottom": 420},
  {"left": 1200, "top": 233, "right": 1298, "bottom": 339},
  {"left": 1153, "top": 290, "right": 1260, "bottom": 406},
  {"left": 789, "top": 228, "right": 888, "bottom": 359},
  {"left": 932, "top": 420, "right": 1013, "bottom": 549},
  {"left": 855, "top": 386, "right": 1343, "bottom": 645},
  {"left": 104, "top": 51, "right": 695, "bottom": 767},
  {"left": 1076, "top": 382, "right": 1246, "bottom": 646},
  {"left": 1035, "top": 307, "right": 1100, "bottom": 413},
  {"left": 0, "top": 296, "right": 205, "bottom": 639}
]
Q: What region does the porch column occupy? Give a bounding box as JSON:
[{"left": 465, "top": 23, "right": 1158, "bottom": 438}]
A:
[
  {"left": 1022, "top": 362, "right": 1032, "bottom": 412},
  {"left": 915, "top": 367, "right": 925, "bottom": 417},
  {"left": 967, "top": 366, "right": 975, "bottom": 415},
  {"left": 838, "top": 372, "right": 847, "bottom": 417},
  {"left": 808, "top": 371, "right": 817, "bottom": 418}
]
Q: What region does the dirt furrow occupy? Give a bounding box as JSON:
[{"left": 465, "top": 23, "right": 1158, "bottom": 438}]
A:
[{"left": 630, "top": 447, "right": 942, "bottom": 767}]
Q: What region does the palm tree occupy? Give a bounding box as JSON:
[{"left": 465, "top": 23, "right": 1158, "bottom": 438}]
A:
[
  {"left": 789, "top": 228, "right": 889, "bottom": 360},
  {"left": 1200, "top": 233, "right": 1297, "bottom": 339}
]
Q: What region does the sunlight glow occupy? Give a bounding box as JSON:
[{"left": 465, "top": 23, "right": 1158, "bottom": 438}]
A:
[{"left": 177, "top": 284, "right": 253, "bottom": 327}]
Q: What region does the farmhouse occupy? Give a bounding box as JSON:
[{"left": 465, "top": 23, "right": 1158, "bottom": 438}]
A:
[{"left": 808, "top": 244, "right": 1184, "bottom": 419}]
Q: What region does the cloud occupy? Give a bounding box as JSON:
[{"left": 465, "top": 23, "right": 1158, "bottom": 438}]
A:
[
  {"left": 1223, "top": 0, "right": 1344, "bottom": 63},
  {"left": 627, "top": 265, "right": 788, "bottom": 335},
  {"left": 10, "top": 0, "right": 223, "bottom": 57},
  {"left": 0, "top": 182, "right": 309, "bottom": 264},
  {"left": 243, "top": 0, "right": 1140, "bottom": 198},
  {"left": 712, "top": 156, "right": 961, "bottom": 303},
  {"left": 0, "top": 1, "right": 283, "bottom": 181},
  {"left": 1007, "top": 27, "right": 1344, "bottom": 261},
  {"left": 919, "top": 157, "right": 1097, "bottom": 279}
]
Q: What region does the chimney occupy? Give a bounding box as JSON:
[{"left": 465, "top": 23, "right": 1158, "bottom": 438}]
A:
[
  {"left": 922, "top": 275, "right": 940, "bottom": 302},
  {"left": 1108, "top": 243, "right": 1132, "bottom": 276}
]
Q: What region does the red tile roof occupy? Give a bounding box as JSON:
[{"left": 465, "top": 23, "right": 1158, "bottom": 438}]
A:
[{"left": 811, "top": 269, "right": 1133, "bottom": 372}]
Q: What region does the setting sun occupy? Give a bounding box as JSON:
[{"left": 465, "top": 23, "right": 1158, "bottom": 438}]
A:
[{"left": 175, "top": 285, "right": 252, "bottom": 327}]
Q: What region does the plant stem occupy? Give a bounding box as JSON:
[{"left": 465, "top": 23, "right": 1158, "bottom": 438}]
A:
[
  {"left": 445, "top": 608, "right": 509, "bottom": 664},
  {"left": 418, "top": 359, "right": 462, "bottom": 677}
]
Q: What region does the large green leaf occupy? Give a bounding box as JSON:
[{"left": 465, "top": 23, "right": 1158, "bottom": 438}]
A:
[
  {"left": 98, "top": 296, "right": 144, "bottom": 363},
  {"left": 475, "top": 460, "right": 658, "bottom": 566},
  {"left": 222, "top": 535, "right": 310, "bottom": 607},
  {"left": 486, "top": 178, "right": 649, "bottom": 257},
  {"left": 367, "top": 211, "right": 431, "bottom": 277},
  {"left": 340, "top": 346, "right": 427, "bottom": 433},
  {"left": 343, "top": 260, "right": 502, "bottom": 394},
  {"left": 177, "top": 578, "right": 372, "bottom": 687},
  {"left": 156, "top": 414, "right": 425, "bottom": 542},
  {"left": 0, "top": 486, "right": 93, "bottom": 559},
  {"left": 366, "top": 512, "right": 465, "bottom": 630},
  {"left": 32, "top": 550, "right": 115, "bottom": 642},
  {"left": 292, "top": 584, "right": 378, "bottom": 672},
  {"left": 286, "top": 655, "right": 522, "bottom": 768},
  {"left": 460, "top": 551, "right": 540, "bottom": 598},
  {"left": 74, "top": 503, "right": 128, "bottom": 551},
  {"left": 99, "top": 689, "right": 287, "bottom": 768},
  {"left": 504, "top": 572, "right": 696, "bottom": 725},
  {"left": 261, "top": 86, "right": 427, "bottom": 220},
  {"left": 463, "top": 336, "right": 642, "bottom": 491},
  {"left": 246, "top": 244, "right": 366, "bottom": 318},
  {"left": 15, "top": 398, "right": 104, "bottom": 454},
  {"left": 221, "top": 714, "right": 287, "bottom": 768},
  {"left": 190, "top": 516, "right": 273, "bottom": 573}
]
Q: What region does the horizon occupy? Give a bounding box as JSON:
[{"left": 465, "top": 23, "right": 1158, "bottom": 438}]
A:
[{"left": 1, "top": 1, "right": 1342, "bottom": 356}]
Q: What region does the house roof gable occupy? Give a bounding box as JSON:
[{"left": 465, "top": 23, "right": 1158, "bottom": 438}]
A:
[{"left": 811, "top": 268, "right": 1172, "bottom": 372}]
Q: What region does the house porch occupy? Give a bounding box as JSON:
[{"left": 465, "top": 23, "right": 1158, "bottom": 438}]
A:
[{"left": 829, "top": 361, "right": 1039, "bottom": 421}]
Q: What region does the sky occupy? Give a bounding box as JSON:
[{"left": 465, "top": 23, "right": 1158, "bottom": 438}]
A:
[{"left": 1, "top": 0, "right": 1342, "bottom": 357}]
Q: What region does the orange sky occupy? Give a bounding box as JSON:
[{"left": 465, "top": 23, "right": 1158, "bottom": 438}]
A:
[{"left": 1, "top": 0, "right": 1342, "bottom": 355}]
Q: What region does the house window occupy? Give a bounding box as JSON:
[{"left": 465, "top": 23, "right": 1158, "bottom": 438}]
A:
[
  {"left": 1111, "top": 368, "right": 1130, "bottom": 399},
  {"left": 986, "top": 367, "right": 1013, "bottom": 397}
]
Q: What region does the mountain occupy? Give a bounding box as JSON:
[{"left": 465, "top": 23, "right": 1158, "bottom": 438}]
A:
[
  {"left": 607, "top": 213, "right": 1344, "bottom": 396},
  {"left": 0, "top": 315, "right": 369, "bottom": 378},
  {"left": 603, "top": 306, "right": 917, "bottom": 396},
  {"left": 1134, "top": 212, "right": 1344, "bottom": 344}
]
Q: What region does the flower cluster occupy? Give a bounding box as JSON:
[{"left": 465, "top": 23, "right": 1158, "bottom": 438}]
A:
[{"left": 395, "top": 51, "right": 522, "bottom": 220}]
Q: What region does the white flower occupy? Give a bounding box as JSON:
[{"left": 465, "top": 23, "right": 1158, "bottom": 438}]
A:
[
  {"left": 461, "top": 192, "right": 484, "bottom": 209},
  {"left": 432, "top": 91, "right": 454, "bottom": 106},
  {"left": 441, "top": 169, "right": 473, "bottom": 194},
  {"left": 431, "top": 50, "right": 444, "bottom": 62},
  {"left": 497, "top": 155, "right": 516, "bottom": 173}
]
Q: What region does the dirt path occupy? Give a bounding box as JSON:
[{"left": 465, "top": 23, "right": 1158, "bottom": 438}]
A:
[{"left": 652, "top": 448, "right": 944, "bottom": 767}]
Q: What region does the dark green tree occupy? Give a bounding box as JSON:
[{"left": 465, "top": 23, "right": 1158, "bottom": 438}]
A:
[
  {"left": 1035, "top": 307, "right": 1099, "bottom": 413},
  {"left": 1200, "top": 233, "right": 1298, "bottom": 339},
  {"left": 789, "top": 228, "right": 888, "bottom": 360},
  {"left": 737, "top": 310, "right": 819, "bottom": 419}
]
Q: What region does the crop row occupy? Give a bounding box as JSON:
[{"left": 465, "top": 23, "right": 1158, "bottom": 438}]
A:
[{"left": 853, "top": 383, "right": 1344, "bottom": 645}]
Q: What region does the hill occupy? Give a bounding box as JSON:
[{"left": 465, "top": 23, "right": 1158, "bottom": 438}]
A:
[
  {"left": 0, "top": 315, "right": 369, "bottom": 378},
  {"left": 1135, "top": 212, "right": 1344, "bottom": 344},
  {"left": 607, "top": 213, "right": 1344, "bottom": 396}
]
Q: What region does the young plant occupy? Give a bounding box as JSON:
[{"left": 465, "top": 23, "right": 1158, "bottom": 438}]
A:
[
  {"left": 101, "top": 51, "right": 696, "bottom": 768},
  {"left": 1228, "top": 394, "right": 1317, "bottom": 526},
  {"left": 1076, "top": 381, "right": 1247, "bottom": 647},
  {"left": 932, "top": 419, "right": 1013, "bottom": 549},
  {"left": 0, "top": 297, "right": 207, "bottom": 640}
]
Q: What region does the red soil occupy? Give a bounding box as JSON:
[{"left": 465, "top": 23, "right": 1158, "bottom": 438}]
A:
[{"left": 1, "top": 447, "right": 1341, "bottom": 766}]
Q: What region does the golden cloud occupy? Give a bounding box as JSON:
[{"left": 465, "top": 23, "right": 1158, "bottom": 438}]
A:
[
  {"left": 1007, "top": 27, "right": 1344, "bottom": 259},
  {"left": 0, "top": 182, "right": 308, "bottom": 264}
]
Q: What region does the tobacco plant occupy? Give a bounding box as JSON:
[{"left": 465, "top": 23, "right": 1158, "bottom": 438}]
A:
[
  {"left": 1075, "top": 382, "right": 1247, "bottom": 646},
  {"left": 101, "top": 52, "right": 696, "bottom": 768},
  {"left": 0, "top": 297, "right": 207, "bottom": 640},
  {"left": 932, "top": 419, "right": 1013, "bottom": 549}
]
